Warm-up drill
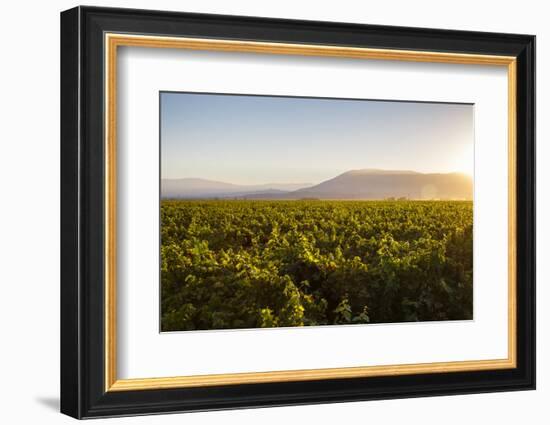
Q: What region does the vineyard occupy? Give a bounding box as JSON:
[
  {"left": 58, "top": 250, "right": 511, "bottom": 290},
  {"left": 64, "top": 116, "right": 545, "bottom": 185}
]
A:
[{"left": 161, "top": 200, "right": 473, "bottom": 331}]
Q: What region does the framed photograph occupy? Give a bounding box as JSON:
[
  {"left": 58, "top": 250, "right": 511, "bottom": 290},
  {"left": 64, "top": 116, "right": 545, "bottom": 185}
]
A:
[{"left": 60, "top": 6, "right": 535, "bottom": 419}]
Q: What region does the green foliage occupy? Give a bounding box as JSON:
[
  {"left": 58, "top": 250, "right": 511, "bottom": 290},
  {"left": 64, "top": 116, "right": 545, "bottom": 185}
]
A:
[{"left": 160, "top": 200, "right": 473, "bottom": 331}]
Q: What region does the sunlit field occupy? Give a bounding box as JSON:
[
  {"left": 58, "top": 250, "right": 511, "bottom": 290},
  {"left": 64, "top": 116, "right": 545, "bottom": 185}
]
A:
[{"left": 160, "top": 200, "right": 473, "bottom": 331}]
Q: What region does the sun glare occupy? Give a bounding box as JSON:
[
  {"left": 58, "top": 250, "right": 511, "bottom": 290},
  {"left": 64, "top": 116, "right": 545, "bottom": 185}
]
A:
[{"left": 453, "top": 145, "right": 474, "bottom": 177}]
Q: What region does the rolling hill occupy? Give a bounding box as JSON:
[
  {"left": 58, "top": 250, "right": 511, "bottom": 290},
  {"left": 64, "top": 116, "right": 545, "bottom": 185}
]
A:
[{"left": 289, "top": 169, "right": 472, "bottom": 200}]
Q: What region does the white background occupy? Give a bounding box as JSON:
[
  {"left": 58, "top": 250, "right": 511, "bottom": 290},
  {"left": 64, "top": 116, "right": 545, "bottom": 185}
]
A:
[
  {"left": 118, "top": 48, "right": 509, "bottom": 379},
  {"left": 0, "top": 0, "right": 546, "bottom": 424}
]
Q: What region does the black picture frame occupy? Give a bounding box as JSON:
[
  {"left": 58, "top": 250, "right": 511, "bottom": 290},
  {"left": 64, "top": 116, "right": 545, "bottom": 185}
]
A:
[{"left": 61, "top": 5, "right": 535, "bottom": 419}]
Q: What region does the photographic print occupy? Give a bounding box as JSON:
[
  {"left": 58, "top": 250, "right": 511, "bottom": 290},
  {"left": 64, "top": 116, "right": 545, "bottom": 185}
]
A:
[{"left": 160, "top": 92, "right": 474, "bottom": 332}]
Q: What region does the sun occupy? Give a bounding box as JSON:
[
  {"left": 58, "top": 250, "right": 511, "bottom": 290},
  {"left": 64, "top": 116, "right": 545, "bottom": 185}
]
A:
[{"left": 453, "top": 145, "right": 474, "bottom": 177}]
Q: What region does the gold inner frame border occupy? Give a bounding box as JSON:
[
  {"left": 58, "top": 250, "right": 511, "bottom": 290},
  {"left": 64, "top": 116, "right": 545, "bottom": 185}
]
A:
[{"left": 104, "top": 33, "right": 517, "bottom": 392}]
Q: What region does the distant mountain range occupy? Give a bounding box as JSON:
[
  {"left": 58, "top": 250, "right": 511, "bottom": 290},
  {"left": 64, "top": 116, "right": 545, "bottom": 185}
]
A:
[
  {"left": 161, "top": 169, "right": 473, "bottom": 200},
  {"left": 161, "top": 178, "right": 313, "bottom": 199}
]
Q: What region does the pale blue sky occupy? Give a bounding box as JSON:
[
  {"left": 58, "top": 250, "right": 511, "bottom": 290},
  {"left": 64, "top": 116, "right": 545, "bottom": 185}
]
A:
[{"left": 160, "top": 92, "right": 473, "bottom": 185}]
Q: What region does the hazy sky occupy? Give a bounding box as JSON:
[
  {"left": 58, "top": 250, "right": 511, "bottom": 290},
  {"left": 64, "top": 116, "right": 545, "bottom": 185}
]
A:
[{"left": 161, "top": 92, "right": 473, "bottom": 185}]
